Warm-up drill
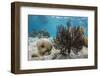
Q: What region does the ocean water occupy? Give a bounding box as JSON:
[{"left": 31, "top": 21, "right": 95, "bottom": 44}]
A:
[{"left": 28, "top": 15, "right": 88, "bottom": 38}]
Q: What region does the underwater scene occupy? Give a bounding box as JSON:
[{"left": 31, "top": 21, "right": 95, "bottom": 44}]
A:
[{"left": 28, "top": 15, "right": 88, "bottom": 60}]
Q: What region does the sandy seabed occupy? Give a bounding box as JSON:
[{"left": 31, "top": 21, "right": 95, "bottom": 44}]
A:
[{"left": 28, "top": 37, "right": 88, "bottom": 60}]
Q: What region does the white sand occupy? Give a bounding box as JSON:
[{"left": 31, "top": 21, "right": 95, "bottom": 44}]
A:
[{"left": 28, "top": 37, "right": 88, "bottom": 60}]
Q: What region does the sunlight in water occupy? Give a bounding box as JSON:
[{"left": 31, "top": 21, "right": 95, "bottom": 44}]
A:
[{"left": 28, "top": 15, "right": 88, "bottom": 60}]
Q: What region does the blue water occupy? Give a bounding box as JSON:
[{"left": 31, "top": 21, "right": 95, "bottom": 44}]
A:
[{"left": 28, "top": 15, "right": 88, "bottom": 37}]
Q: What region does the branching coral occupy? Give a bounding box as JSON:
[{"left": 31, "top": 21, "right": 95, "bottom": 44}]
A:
[{"left": 54, "top": 21, "right": 88, "bottom": 56}]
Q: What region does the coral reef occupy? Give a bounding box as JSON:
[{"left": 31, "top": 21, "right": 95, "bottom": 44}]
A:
[
  {"left": 36, "top": 38, "right": 52, "bottom": 56},
  {"left": 28, "top": 20, "right": 88, "bottom": 60},
  {"left": 29, "top": 29, "right": 50, "bottom": 38},
  {"left": 54, "top": 21, "right": 88, "bottom": 57},
  {"left": 28, "top": 37, "right": 88, "bottom": 60}
]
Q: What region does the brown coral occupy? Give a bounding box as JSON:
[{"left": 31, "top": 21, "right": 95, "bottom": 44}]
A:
[
  {"left": 36, "top": 38, "right": 52, "bottom": 56},
  {"left": 54, "top": 24, "right": 87, "bottom": 56}
]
